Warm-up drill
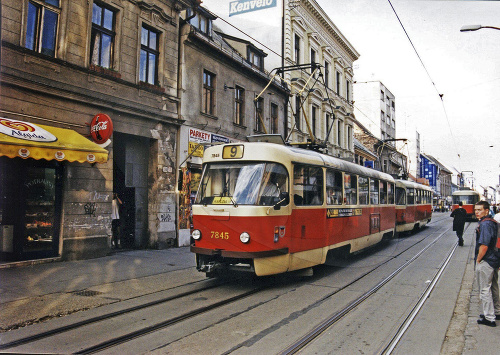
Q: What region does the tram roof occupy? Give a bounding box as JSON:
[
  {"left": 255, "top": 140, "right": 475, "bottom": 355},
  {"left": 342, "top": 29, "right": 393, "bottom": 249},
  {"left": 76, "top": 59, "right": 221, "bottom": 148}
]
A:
[
  {"left": 452, "top": 190, "right": 480, "bottom": 196},
  {"left": 395, "top": 179, "right": 433, "bottom": 192},
  {"left": 203, "top": 142, "right": 394, "bottom": 182}
]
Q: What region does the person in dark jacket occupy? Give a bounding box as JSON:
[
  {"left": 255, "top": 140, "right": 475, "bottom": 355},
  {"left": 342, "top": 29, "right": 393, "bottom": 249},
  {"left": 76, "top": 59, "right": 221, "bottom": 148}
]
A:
[
  {"left": 451, "top": 201, "right": 467, "bottom": 246},
  {"left": 474, "top": 201, "right": 500, "bottom": 327}
]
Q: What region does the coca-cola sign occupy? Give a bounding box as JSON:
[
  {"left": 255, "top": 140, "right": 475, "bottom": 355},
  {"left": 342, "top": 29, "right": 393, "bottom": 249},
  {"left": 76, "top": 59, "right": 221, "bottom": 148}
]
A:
[{"left": 90, "top": 113, "right": 113, "bottom": 144}]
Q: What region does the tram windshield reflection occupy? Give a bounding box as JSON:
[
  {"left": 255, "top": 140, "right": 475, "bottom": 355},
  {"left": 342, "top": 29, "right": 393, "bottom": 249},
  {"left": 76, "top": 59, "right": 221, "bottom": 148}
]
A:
[{"left": 195, "top": 162, "right": 289, "bottom": 206}]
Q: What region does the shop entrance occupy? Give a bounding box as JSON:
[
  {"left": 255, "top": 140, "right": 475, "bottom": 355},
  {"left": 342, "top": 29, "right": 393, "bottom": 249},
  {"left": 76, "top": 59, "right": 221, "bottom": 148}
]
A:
[{"left": 0, "top": 157, "right": 62, "bottom": 261}]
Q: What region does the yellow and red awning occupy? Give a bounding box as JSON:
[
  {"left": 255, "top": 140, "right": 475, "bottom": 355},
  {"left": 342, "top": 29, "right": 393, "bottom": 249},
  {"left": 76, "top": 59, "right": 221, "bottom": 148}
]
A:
[{"left": 0, "top": 118, "right": 108, "bottom": 164}]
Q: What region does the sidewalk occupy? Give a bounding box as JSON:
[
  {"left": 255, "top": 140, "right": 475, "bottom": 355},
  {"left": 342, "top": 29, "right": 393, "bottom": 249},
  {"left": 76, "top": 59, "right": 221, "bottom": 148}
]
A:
[
  {"left": 0, "top": 248, "right": 199, "bottom": 331},
  {"left": 0, "top": 230, "right": 497, "bottom": 354}
]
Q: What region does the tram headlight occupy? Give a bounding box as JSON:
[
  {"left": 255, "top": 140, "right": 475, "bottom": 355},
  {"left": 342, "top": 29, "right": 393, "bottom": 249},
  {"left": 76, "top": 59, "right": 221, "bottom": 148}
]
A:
[
  {"left": 192, "top": 229, "right": 202, "bottom": 240},
  {"left": 240, "top": 232, "right": 250, "bottom": 244}
]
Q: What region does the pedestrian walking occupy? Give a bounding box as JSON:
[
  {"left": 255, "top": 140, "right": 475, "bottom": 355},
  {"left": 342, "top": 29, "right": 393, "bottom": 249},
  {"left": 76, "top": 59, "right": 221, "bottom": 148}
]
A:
[
  {"left": 474, "top": 201, "right": 500, "bottom": 327},
  {"left": 111, "top": 193, "right": 123, "bottom": 248},
  {"left": 450, "top": 202, "right": 467, "bottom": 246}
]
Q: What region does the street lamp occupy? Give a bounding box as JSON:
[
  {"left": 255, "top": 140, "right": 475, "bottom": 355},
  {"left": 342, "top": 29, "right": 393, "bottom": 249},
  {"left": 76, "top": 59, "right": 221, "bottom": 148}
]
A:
[{"left": 460, "top": 25, "right": 500, "bottom": 32}]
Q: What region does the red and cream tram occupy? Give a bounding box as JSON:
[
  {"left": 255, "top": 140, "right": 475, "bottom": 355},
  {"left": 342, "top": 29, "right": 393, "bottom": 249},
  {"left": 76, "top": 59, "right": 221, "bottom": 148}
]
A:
[
  {"left": 190, "top": 142, "right": 398, "bottom": 276},
  {"left": 395, "top": 179, "right": 433, "bottom": 233},
  {"left": 451, "top": 190, "right": 480, "bottom": 220}
]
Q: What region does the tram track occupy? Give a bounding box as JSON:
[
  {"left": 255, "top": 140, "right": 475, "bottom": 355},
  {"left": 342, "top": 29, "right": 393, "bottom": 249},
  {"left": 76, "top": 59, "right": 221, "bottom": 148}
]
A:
[
  {"left": 277, "top": 221, "right": 467, "bottom": 355},
  {"left": 0, "top": 276, "right": 257, "bottom": 352}
]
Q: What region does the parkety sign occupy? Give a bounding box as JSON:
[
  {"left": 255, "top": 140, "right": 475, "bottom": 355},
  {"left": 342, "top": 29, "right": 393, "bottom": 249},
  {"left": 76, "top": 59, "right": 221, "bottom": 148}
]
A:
[{"left": 229, "top": 0, "right": 277, "bottom": 17}]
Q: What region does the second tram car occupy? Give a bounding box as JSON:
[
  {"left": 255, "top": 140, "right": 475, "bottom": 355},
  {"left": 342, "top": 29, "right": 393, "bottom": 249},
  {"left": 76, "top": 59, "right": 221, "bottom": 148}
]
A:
[
  {"left": 395, "top": 179, "right": 433, "bottom": 233},
  {"left": 451, "top": 190, "right": 480, "bottom": 220},
  {"left": 191, "top": 142, "right": 407, "bottom": 277}
]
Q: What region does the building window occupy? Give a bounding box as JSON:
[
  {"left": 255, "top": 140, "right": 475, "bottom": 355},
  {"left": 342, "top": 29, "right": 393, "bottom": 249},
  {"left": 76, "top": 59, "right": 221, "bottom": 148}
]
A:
[
  {"left": 140, "top": 25, "right": 159, "bottom": 85},
  {"left": 346, "top": 80, "right": 351, "bottom": 101},
  {"left": 310, "top": 48, "right": 316, "bottom": 65},
  {"left": 25, "top": 0, "right": 60, "bottom": 57},
  {"left": 255, "top": 97, "right": 264, "bottom": 132},
  {"left": 381, "top": 90, "right": 385, "bottom": 101},
  {"left": 202, "top": 70, "right": 215, "bottom": 115},
  {"left": 90, "top": 2, "right": 116, "bottom": 69},
  {"left": 338, "top": 120, "right": 343, "bottom": 147},
  {"left": 187, "top": 8, "right": 211, "bottom": 35},
  {"left": 324, "top": 61, "right": 330, "bottom": 88},
  {"left": 311, "top": 105, "right": 317, "bottom": 136},
  {"left": 294, "top": 34, "right": 300, "bottom": 64},
  {"left": 325, "top": 113, "right": 330, "bottom": 140},
  {"left": 295, "top": 95, "right": 301, "bottom": 131},
  {"left": 347, "top": 125, "right": 352, "bottom": 150},
  {"left": 271, "top": 103, "right": 279, "bottom": 134},
  {"left": 248, "top": 49, "right": 263, "bottom": 71},
  {"left": 234, "top": 86, "right": 245, "bottom": 125},
  {"left": 336, "top": 71, "right": 341, "bottom": 95}
]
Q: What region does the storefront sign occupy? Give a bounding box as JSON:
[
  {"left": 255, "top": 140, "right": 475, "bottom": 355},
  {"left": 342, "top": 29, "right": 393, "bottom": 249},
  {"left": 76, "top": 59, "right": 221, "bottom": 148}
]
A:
[
  {"left": 0, "top": 118, "right": 57, "bottom": 142},
  {"left": 229, "top": 0, "right": 277, "bottom": 16},
  {"left": 189, "top": 128, "right": 211, "bottom": 158},
  {"left": 90, "top": 113, "right": 113, "bottom": 144},
  {"left": 188, "top": 128, "right": 233, "bottom": 158},
  {"left": 212, "top": 134, "right": 230, "bottom": 144},
  {"left": 188, "top": 142, "right": 205, "bottom": 157}
]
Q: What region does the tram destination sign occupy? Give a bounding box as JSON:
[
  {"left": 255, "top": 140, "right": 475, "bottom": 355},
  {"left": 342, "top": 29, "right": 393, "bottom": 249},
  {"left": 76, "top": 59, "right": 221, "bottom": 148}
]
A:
[
  {"left": 229, "top": 0, "right": 277, "bottom": 16},
  {"left": 327, "top": 208, "right": 362, "bottom": 218}
]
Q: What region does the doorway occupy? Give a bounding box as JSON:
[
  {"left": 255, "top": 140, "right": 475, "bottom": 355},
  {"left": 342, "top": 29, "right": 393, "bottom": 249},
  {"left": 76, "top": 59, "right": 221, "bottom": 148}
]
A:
[{"left": 113, "top": 133, "right": 150, "bottom": 248}]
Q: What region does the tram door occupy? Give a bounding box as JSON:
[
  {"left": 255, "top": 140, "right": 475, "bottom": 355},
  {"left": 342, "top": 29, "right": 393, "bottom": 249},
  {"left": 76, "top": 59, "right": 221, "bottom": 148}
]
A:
[
  {"left": 370, "top": 213, "right": 381, "bottom": 235},
  {"left": 290, "top": 165, "right": 325, "bottom": 266}
]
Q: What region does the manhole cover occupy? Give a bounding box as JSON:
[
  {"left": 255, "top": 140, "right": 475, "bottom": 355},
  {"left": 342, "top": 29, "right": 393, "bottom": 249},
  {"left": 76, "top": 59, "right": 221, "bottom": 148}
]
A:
[{"left": 73, "top": 290, "right": 103, "bottom": 297}]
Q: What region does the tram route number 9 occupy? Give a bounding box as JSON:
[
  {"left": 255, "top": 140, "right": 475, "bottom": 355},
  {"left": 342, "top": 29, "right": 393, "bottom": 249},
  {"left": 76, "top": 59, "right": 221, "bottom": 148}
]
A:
[
  {"left": 211, "top": 231, "right": 229, "bottom": 239},
  {"left": 223, "top": 145, "right": 244, "bottom": 159}
]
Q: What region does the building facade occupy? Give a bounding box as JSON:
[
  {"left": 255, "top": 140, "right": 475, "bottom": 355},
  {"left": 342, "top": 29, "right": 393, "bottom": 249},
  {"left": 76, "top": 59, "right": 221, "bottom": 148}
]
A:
[
  {"left": 284, "top": 0, "right": 359, "bottom": 160},
  {"left": 420, "top": 154, "right": 452, "bottom": 206},
  {"left": 354, "top": 81, "right": 396, "bottom": 143},
  {"left": 1, "top": 0, "right": 198, "bottom": 262}
]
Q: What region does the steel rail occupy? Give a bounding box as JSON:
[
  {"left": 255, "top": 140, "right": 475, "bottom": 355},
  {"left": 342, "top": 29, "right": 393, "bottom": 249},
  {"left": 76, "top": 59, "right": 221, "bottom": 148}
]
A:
[
  {"left": 0, "top": 278, "right": 232, "bottom": 350},
  {"left": 279, "top": 227, "right": 452, "bottom": 355},
  {"left": 75, "top": 287, "right": 265, "bottom": 354},
  {"left": 381, "top": 242, "right": 458, "bottom": 354}
]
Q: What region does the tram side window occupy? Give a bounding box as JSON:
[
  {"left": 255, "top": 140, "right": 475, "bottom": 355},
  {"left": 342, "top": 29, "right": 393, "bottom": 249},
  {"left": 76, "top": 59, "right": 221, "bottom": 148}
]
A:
[
  {"left": 407, "top": 188, "right": 415, "bottom": 205},
  {"left": 359, "top": 176, "right": 369, "bottom": 205},
  {"left": 258, "top": 163, "right": 289, "bottom": 206},
  {"left": 396, "top": 187, "right": 406, "bottom": 205},
  {"left": 326, "top": 169, "right": 343, "bottom": 205},
  {"left": 344, "top": 173, "right": 357, "bottom": 205},
  {"left": 370, "top": 179, "right": 379, "bottom": 204},
  {"left": 388, "top": 182, "right": 395, "bottom": 204},
  {"left": 293, "top": 165, "right": 323, "bottom": 205},
  {"left": 379, "top": 181, "right": 387, "bottom": 204}
]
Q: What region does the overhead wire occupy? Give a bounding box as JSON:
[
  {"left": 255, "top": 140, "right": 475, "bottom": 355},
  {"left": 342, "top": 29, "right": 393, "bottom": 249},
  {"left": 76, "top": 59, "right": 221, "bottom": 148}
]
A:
[{"left": 387, "top": 0, "right": 461, "bottom": 169}]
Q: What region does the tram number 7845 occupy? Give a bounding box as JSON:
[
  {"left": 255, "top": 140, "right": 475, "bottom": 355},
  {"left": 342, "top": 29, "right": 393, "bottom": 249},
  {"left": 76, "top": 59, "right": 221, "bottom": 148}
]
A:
[{"left": 211, "top": 231, "right": 230, "bottom": 239}]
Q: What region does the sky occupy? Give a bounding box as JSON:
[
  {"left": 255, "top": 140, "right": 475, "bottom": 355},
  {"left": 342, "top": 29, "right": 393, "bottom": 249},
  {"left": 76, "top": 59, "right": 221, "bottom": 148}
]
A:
[{"left": 200, "top": 0, "right": 500, "bottom": 190}]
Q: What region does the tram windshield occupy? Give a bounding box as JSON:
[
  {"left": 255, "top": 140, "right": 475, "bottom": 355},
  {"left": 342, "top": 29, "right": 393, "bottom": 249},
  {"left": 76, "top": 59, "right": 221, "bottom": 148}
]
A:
[
  {"left": 195, "top": 162, "right": 289, "bottom": 206},
  {"left": 452, "top": 194, "right": 479, "bottom": 205}
]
